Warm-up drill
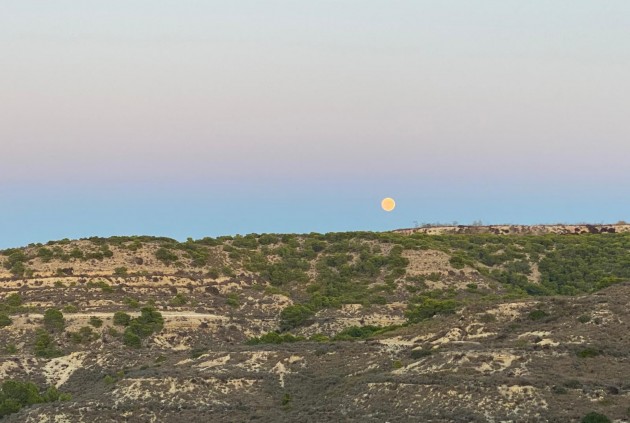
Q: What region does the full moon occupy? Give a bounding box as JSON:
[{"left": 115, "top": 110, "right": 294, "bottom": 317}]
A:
[{"left": 381, "top": 197, "right": 396, "bottom": 212}]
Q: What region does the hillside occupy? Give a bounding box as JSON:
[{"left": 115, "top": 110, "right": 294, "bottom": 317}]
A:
[{"left": 1, "top": 230, "right": 630, "bottom": 422}]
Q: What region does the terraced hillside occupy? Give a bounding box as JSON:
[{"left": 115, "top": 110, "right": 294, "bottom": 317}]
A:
[{"left": 1, "top": 230, "right": 630, "bottom": 422}]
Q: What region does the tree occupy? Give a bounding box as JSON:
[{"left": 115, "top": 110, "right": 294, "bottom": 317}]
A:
[
  {"left": 43, "top": 309, "right": 65, "bottom": 332},
  {"left": 34, "top": 330, "right": 62, "bottom": 358},
  {"left": 113, "top": 312, "right": 131, "bottom": 326},
  {"left": 279, "top": 305, "right": 314, "bottom": 331}
]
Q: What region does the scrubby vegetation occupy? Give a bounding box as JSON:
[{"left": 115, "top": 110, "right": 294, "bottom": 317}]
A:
[
  {"left": 113, "top": 311, "right": 131, "bottom": 326},
  {"left": 0, "top": 313, "right": 11, "bottom": 327},
  {"left": 247, "top": 332, "right": 305, "bottom": 345},
  {"left": 33, "top": 330, "right": 63, "bottom": 358},
  {"left": 1, "top": 229, "right": 630, "bottom": 420},
  {"left": 0, "top": 380, "right": 70, "bottom": 418},
  {"left": 123, "top": 307, "right": 164, "bottom": 348},
  {"left": 43, "top": 308, "right": 65, "bottom": 332},
  {"left": 581, "top": 412, "right": 612, "bottom": 423}
]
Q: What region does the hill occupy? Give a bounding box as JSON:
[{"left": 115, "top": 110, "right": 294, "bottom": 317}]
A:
[{"left": 1, "top": 229, "right": 629, "bottom": 422}]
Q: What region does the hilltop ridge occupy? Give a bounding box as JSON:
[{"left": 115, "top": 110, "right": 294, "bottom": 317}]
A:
[
  {"left": 394, "top": 222, "right": 630, "bottom": 236},
  {"left": 1, "top": 230, "right": 629, "bottom": 422}
]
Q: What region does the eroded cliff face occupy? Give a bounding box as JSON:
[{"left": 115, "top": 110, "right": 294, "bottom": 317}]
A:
[{"left": 0, "top": 232, "right": 629, "bottom": 422}]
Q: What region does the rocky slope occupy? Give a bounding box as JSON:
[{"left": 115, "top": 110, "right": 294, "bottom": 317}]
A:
[{"left": 1, "top": 231, "right": 629, "bottom": 422}]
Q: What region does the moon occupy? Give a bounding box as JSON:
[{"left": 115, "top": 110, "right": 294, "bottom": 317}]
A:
[{"left": 381, "top": 197, "right": 396, "bottom": 212}]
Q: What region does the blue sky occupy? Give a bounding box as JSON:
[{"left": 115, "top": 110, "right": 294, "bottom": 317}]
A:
[{"left": 1, "top": 1, "right": 629, "bottom": 248}]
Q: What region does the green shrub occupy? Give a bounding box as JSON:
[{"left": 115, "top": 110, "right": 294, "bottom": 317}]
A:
[
  {"left": 551, "top": 385, "right": 568, "bottom": 394},
  {"left": 309, "top": 333, "right": 330, "bottom": 342},
  {"left": 577, "top": 314, "right": 591, "bottom": 323},
  {"left": 449, "top": 255, "right": 469, "bottom": 269},
  {"left": 528, "top": 309, "right": 548, "bottom": 321},
  {"left": 577, "top": 347, "right": 601, "bottom": 358},
  {"left": 4, "top": 252, "right": 28, "bottom": 275},
  {"left": 43, "top": 309, "right": 65, "bottom": 332},
  {"left": 333, "top": 325, "right": 391, "bottom": 340},
  {"left": 4, "top": 293, "right": 22, "bottom": 308},
  {"left": 279, "top": 304, "right": 314, "bottom": 331},
  {"left": 69, "top": 326, "right": 98, "bottom": 344},
  {"left": 113, "top": 267, "right": 128, "bottom": 276},
  {"left": 87, "top": 280, "right": 114, "bottom": 293},
  {"left": 123, "top": 329, "right": 142, "bottom": 348},
  {"left": 581, "top": 412, "right": 612, "bottom": 423},
  {"left": 247, "top": 332, "right": 305, "bottom": 345},
  {"left": 88, "top": 316, "right": 103, "bottom": 328},
  {"left": 113, "top": 312, "right": 131, "bottom": 326},
  {"left": 0, "top": 380, "right": 70, "bottom": 418},
  {"left": 405, "top": 298, "right": 459, "bottom": 323},
  {"left": 169, "top": 293, "right": 188, "bottom": 306},
  {"left": 281, "top": 392, "right": 292, "bottom": 407},
  {"left": 206, "top": 268, "right": 220, "bottom": 279},
  {"left": 37, "top": 248, "right": 54, "bottom": 262},
  {"left": 410, "top": 348, "right": 433, "bottom": 359},
  {"left": 34, "top": 330, "right": 63, "bottom": 358},
  {"left": 0, "top": 313, "right": 11, "bottom": 327},
  {"left": 103, "top": 375, "right": 116, "bottom": 385},
  {"left": 62, "top": 304, "right": 78, "bottom": 313},
  {"left": 226, "top": 293, "right": 240, "bottom": 308},
  {"left": 426, "top": 272, "right": 441, "bottom": 281},
  {"left": 122, "top": 307, "right": 164, "bottom": 348},
  {"left": 155, "top": 248, "right": 178, "bottom": 264},
  {"left": 123, "top": 297, "right": 140, "bottom": 309}
]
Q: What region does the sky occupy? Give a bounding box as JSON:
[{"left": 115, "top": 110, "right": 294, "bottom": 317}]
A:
[{"left": 1, "top": 1, "right": 629, "bottom": 248}]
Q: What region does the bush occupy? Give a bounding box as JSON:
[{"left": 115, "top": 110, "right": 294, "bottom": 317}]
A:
[
  {"left": 123, "top": 297, "right": 140, "bottom": 309},
  {"left": 528, "top": 309, "right": 548, "bottom": 321},
  {"left": 87, "top": 280, "right": 114, "bottom": 293},
  {"left": 122, "top": 307, "right": 164, "bottom": 348},
  {"left": 34, "top": 330, "right": 63, "bottom": 358},
  {"left": 113, "top": 267, "right": 128, "bottom": 276},
  {"left": 69, "top": 326, "right": 98, "bottom": 344},
  {"left": 410, "top": 348, "right": 433, "bottom": 359},
  {"left": 63, "top": 304, "right": 78, "bottom": 313},
  {"left": 333, "top": 325, "right": 390, "bottom": 340},
  {"left": 155, "top": 248, "right": 178, "bottom": 264},
  {"left": 169, "top": 293, "right": 188, "bottom": 306},
  {"left": 581, "top": 412, "right": 612, "bottom": 423},
  {"left": 449, "top": 255, "right": 470, "bottom": 269},
  {"left": 226, "top": 293, "right": 240, "bottom": 308},
  {"left": 577, "top": 347, "right": 601, "bottom": 358},
  {"left": 43, "top": 309, "right": 65, "bottom": 332},
  {"left": 4, "top": 293, "right": 22, "bottom": 308},
  {"left": 0, "top": 380, "right": 69, "bottom": 418},
  {"left": 279, "top": 305, "right": 314, "bottom": 331},
  {"left": 247, "top": 332, "right": 305, "bottom": 345},
  {"left": 405, "top": 298, "right": 459, "bottom": 323},
  {"left": 88, "top": 316, "right": 103, "bottom": 328},
  {"left": 577, "top": 314, "right": 591, "bottom": 323},
  {"left": 309, "top": 333, "right": 330, "bottom": 342},
  {"left": 122, "top": 329, "right": 142, "bottom": 348},
  {"left": 0, "top": 313, "right": 11, "bottom": 327},
  {"left": 113, "top": 312, "right": 131, "bottom": 326}
]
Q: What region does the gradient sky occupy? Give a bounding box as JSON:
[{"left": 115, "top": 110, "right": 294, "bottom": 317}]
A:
[{"left": 2, "top": 1, "right": 629, "bottom": 248}]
